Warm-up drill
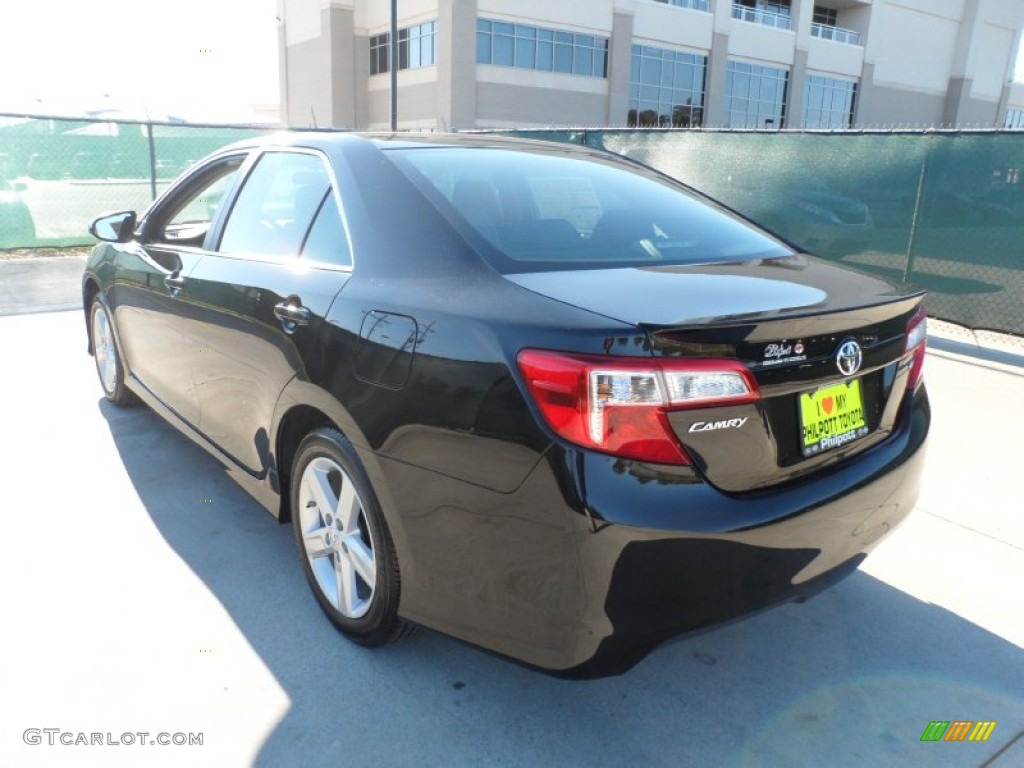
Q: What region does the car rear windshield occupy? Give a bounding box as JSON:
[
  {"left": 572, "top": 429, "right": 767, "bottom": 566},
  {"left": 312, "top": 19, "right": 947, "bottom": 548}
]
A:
[{"left": 390, "top": 146, "right": 791, "bottom": 272}]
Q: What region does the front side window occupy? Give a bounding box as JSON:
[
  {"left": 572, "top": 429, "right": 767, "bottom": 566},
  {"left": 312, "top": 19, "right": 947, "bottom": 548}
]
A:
[
  {"left": 628, "top": 45, "right": 707, "bottom": 127},
  {"left": 151, "top": 156, "right": 244, "bottom": 247},
  {"left": 476, "top": 19, "right": 608, "bottom": 78},
  {"left": 218, "top": 151, "right": 332, "bottom": 259},
  {"left": 802, "top": 75, "right": 856, "bottom": 129},
  {"left": 726, "top": 61, "right": 789, "bottom": 128},
  {"left": 391, "top": 147, "right": 789, "bottom": 272}
]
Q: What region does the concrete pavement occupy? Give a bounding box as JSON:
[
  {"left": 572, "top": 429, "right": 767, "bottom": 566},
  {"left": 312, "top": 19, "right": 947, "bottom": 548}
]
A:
[
  {"left": 0, "top": 310, "right": 1021, "bottom": 768},
  {"left": 0, "top": 256, "right": 84, "bottom": 315}
]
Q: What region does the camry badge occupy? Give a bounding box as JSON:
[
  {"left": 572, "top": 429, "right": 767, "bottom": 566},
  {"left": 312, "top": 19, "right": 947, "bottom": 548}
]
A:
[
  {"left": 689, "top": 417, "right": 749, "bottom": 433},
  {"left": 836, "top": 340, "right": 863, "bottom": 377}
]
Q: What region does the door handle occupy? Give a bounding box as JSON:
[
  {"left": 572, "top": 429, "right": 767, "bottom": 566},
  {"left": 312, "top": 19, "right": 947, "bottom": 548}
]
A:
[
  {"left": 164, "top": 272, "right": 185, "bottom": 297},
  {"left": 274, "top": 300, "right": 312, "bottom": 332}
]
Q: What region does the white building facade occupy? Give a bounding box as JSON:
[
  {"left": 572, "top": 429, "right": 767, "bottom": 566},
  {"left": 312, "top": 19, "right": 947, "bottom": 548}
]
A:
[{"left": 278, "top": 0, "right": 1024, "bottom": 130}]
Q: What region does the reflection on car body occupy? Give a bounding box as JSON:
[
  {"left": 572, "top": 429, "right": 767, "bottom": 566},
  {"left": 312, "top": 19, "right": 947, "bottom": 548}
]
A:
[{"left": 82, "top": 133, "right": 929, "bottom": 677}]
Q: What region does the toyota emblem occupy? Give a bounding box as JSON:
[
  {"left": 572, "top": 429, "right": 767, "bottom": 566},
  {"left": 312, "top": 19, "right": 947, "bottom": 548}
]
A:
[{"left": 835, "top": 340, "right": 863, "bottom": 377}]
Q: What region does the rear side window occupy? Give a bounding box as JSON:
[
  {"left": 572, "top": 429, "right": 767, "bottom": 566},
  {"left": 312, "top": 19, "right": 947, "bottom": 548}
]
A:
[
  {"left": 391, "top": 146, "right": 790, "bottom": 272},
  {"left": 301, "top": 192, "right": 352, "bottom": 267},
  {"left": 218, "top": 151, "right": 332, "bottom": 259}
]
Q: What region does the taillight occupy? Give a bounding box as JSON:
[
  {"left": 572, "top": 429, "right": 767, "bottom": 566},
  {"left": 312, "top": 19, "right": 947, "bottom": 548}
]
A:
[
  {"left": 903, "top": 308, "right": 927, "bottom": 390},
  {"left": 517, "top": 350, "right": 759, "bottom": 465}
]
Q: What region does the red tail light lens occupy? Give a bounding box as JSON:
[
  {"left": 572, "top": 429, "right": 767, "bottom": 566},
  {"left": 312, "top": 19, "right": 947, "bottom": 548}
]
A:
[
  {"left": 517, "top": 350, "right": 759, "bottom": 465},
  {"left": 903, "top": 308, "right": 927, "bottom": 390}
]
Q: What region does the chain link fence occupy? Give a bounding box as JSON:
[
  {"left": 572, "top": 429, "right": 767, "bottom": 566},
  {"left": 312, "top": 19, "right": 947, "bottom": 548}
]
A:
[
  {"left": 2, "top": 115, "right": 1022, "bottom": 342},
  {"left": 488, "top": 128, "right": 1024, "bottom": 343},
  {"left": 0, "top": 114, "right": 264, "bottom": 248}
]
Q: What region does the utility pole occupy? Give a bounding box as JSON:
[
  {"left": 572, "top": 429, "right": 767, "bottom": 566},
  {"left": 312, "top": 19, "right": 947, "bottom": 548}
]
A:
[{"left": 390, "top": 0, "right": 398, "bottom": 131}]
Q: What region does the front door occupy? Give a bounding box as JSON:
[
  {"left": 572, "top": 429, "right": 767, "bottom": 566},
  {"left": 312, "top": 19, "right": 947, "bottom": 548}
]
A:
[{"left": 111, "top": 154, "right": 246, "bottom": 425}]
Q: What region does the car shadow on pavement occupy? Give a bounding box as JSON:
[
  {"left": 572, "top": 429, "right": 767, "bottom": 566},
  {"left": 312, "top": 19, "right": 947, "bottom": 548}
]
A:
[{"left": 100, "top": 400, "right": 1024, "bottom": 768}]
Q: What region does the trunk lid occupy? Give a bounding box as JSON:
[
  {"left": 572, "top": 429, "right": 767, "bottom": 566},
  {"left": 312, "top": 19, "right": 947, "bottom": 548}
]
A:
[{"left": 507, "top": 255, "right": 926, "bottom": 492}]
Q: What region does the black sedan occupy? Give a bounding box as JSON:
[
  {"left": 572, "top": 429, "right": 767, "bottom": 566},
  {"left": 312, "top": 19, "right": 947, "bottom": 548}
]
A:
[{"left": 83, "top": 133, "right": 929, "bottom": 677}]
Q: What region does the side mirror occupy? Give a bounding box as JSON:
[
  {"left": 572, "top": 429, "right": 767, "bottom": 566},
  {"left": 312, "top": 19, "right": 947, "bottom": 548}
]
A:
[{"left": 90, "top": 211, "right": 137, "bottom": 243}]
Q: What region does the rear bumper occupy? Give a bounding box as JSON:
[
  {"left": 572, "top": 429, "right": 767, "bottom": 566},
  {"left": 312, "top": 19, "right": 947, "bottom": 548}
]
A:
[
  {"left": 560, "top": 386, "right": 929, "bottom": 677},
  {"left": 384, "top": 387, "right": 929, "bottom": 678}
]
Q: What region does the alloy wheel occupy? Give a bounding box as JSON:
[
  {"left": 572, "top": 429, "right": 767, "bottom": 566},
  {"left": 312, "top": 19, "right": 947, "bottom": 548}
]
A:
[
  {"left": 92, "top": 303, "right": 118, "bottom": 395},
  {"left": 298, "top": 456, "right": 378, "bottom": 619}
]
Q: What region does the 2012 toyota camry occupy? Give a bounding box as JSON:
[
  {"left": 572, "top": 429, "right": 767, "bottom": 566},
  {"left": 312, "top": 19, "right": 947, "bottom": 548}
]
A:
[{"left": 83, "top": 133, "right": 929, "bottom": 677}]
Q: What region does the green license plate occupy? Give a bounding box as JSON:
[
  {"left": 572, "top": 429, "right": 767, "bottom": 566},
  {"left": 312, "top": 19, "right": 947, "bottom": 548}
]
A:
[{"left": 799, "top": 379, "right": 869, "bottom": 457}]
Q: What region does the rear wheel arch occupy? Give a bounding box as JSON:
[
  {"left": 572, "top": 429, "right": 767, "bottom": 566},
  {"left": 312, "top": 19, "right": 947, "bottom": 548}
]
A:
[
  {"left": 275, "top": 404, "right": 336, "bottom": 522},
  {"left": 270, "top": 382, "right": 412, "bottom": 582}
]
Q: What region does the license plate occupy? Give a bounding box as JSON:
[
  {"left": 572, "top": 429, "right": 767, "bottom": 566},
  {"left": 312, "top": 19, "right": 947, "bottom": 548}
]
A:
[{"left": 799, "top": 379, "right": 869, "bottom": 457}]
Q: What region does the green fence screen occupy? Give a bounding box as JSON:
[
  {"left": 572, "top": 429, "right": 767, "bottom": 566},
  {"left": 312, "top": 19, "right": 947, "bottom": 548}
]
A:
[
  {"left": 0, "top": 114, "right": 263, "bottom": 248},
  {"left": 2, "top": 115, "right": 1022, "bottom": 338},
  {"left": 496, "top": 129, "right": 1024, "bottom": 338}
]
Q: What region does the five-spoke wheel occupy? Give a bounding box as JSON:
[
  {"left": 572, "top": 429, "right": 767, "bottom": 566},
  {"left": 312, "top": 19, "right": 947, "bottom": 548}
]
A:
[
  {"left": 298, "top": 455, "right": 378, "bottom": 619},
  {"left": 291, "top": 428, "right": 406, "bottom": 645}
]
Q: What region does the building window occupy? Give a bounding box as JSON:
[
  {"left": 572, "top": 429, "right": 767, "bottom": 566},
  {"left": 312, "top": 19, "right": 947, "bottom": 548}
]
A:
[
  {"left": 732, "top": 0, "right": 792, "bottom": 30},
  {"left": 649, "top": 0, "right": 710, "bottom": 11},
  {"left": 726, "top": 61, "right": 789, "bottom": 128},
  {"left": 476, "top": 19, "right": 609, "bottom": 78},
  {"left": 370, "top": 33, "right": 390, "bottom": 76},
  {"left": 628, "top": 45, "right": 707, "bottom": 127},
  {"left": 369, "top": 20, "right": 439, "bottom": 76},
  {"left": 803, "top": 75, "right": 856, "bottom": 128},
  {"left": 810, "top": 5, "right": 862, "bottom": 44},
  {"left": 1006, "top": 109, "right": 1024, "bottom": 130},
  {"left": 812, "top": 6, "right": 837, "bottom": 26}
]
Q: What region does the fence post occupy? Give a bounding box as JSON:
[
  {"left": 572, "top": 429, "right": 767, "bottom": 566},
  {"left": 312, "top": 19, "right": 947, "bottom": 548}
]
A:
[
  {"left": 903, "top": 145, "right": 929, "bottom": 283},
  {"left": 146, "top": 122, "right": 157, "bottom": 201}
]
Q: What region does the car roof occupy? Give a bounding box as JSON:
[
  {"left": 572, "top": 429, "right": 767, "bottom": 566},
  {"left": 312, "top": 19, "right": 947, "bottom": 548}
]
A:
[{"left": 215, "top": 130, "right": 599, "bottom": 159}]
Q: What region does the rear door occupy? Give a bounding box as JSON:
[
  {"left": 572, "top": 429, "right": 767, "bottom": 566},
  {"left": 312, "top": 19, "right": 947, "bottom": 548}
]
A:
[{"left": 178, "top": 149, "right": 352, "bottom": 475}]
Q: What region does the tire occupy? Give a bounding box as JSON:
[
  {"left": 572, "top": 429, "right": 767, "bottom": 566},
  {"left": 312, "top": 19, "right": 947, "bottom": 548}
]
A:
[
  {"left": 291, "top": 427, "right": 408, "bottom": 646},
  {"left": 89, "top": 294, "right": 139, "bottom": 407}
]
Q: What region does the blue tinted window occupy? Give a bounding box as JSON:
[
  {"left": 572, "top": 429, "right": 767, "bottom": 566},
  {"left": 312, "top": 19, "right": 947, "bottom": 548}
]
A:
[
  {"left": 725, "top": 60, "right": 788, "bottom": 128},
  {"left": 628, "top": 44, "right": 707, "bottom": 127},
  {"left": 370, "top": 20, "right": 437, "bottom": 74},
  {"left": 801, "top": 74, "right": 857, "bottom": 128},
  {"left": 476, "top": 18, "right": 608, "bottom": 79}
]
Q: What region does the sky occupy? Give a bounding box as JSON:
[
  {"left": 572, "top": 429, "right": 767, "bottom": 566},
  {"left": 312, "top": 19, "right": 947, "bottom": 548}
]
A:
[
  {"left": 2, "top": 0, "right": 280, "bottom": 123},
  {"left": 2, "top": 1, "right": 1024, "bottom": 124}
]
